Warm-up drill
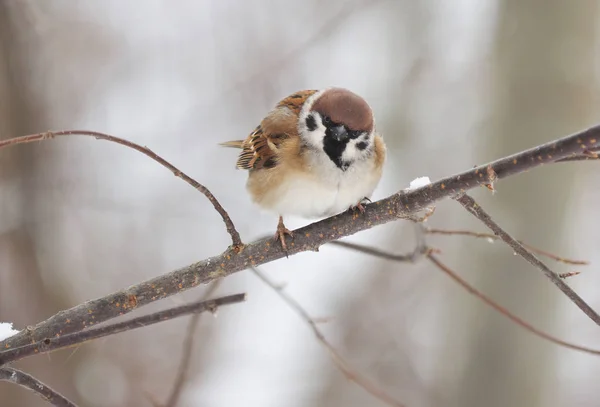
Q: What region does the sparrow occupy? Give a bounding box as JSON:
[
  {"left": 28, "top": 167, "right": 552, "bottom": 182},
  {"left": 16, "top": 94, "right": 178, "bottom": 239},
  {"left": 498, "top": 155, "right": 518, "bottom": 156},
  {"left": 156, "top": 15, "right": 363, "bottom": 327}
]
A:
[{"left": 221, "top": 88, "right": 386, "bottom": 251}]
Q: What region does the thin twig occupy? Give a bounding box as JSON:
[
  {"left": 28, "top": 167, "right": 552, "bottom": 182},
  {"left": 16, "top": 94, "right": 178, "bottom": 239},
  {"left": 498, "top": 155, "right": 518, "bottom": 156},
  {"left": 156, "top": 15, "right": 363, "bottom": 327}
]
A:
[
  {"left": 0, "top": 367, "right": 78, "bottom": 407},
  {"left": 250, "top": 267, "right": 404, "bottom": 407},
  {"left": 164, "top": 280, "right": 223, "bottom": 407},
  {"left": 557, "top": 147, "right": 599, "bottom": 162},
  {"left": 559, "top": 271, "right": 581, "bottom": 279},
  {"left": 557, "top": 155, "right": 600, "bottom": 162},
  {"left": 425, "top": 227, "right": 589, "bottom": 265},
  {"left": 455, "top": 193, "right": 600, "bottom": 326},
  {"left": 0, "top": 294, "right": 245, "bottom": 365},
  {"left": 426, "top": 254, "right": 600, "bottom": 356},
  {"left": 329, "top": 222, "right": 428, "bottom": 262},
  {"left": 1, "top": 124, "right": 598, "bottom": 353},
  {"left": 0, "top": 131, "right": 242, "bottom": 249},
  {"left": 329, "top": 241, "right": 420, "bottom": 262},
  {"left": 327, "top": 241, "right": 600, "bottom": 356}
]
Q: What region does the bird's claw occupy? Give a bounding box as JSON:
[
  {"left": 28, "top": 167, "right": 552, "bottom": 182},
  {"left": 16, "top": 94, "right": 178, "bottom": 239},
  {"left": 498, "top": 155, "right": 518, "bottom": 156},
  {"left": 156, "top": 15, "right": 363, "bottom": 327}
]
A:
[
  {"left": 350, "top": 197, "right": 371, "bottom": 214},
  {"left": 275, "top": 217, "right": 293, "bottom": 255}
]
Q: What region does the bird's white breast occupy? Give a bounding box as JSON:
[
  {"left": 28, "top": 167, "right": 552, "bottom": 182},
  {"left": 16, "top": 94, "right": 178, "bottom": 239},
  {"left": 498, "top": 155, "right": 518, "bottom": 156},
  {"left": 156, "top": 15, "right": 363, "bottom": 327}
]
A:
[{"left": 258, "top": 152, "right": 381, "bottom": 218}]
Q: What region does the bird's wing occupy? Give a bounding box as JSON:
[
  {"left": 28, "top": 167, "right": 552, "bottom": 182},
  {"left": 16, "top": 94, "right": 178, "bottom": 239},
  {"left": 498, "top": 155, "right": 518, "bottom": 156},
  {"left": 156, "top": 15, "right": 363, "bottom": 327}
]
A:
[{"left": 224, "top": 90, "right": 318, "bottom": 170}]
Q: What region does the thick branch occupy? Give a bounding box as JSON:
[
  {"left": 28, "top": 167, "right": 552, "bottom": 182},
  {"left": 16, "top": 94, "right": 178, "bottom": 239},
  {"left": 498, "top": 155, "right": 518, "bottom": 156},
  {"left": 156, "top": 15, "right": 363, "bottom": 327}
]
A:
[
  {"left": 0, "top": 367, "right": 77, "bottom": 407},
  {"left": 1, "top": 124, "right": 598, "bottom": 352}
]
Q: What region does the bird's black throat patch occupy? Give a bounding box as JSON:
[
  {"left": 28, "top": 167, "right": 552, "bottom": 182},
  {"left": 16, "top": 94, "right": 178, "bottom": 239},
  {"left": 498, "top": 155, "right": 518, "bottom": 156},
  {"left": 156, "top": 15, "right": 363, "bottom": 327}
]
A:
[{"left": 323, "top": 127, "right": 350, "bottom": 171}]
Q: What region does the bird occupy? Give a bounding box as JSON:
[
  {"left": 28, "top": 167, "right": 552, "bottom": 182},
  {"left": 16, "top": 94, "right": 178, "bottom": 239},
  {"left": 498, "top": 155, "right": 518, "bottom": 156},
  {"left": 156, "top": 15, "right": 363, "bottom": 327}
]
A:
[{"left": 221, "top": 87, "right": 386, "bottom": 252}]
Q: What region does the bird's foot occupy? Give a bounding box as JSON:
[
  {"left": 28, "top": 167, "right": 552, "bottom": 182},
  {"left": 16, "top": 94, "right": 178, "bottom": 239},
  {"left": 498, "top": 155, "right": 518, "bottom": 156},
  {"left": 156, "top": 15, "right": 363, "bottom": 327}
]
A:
[
  {"left": 275, "top": 216, "right": 294, "bottom": 255},
  {"left": 350, "top": 197, "right": 371, "bottom": 214}
]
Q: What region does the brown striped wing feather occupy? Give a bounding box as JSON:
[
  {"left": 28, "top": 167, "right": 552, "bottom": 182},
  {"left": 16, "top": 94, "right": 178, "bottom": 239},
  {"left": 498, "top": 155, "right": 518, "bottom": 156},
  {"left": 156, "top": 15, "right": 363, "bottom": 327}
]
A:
[{"left": 222, "top": 90, "right": 318, "bottom": 170}]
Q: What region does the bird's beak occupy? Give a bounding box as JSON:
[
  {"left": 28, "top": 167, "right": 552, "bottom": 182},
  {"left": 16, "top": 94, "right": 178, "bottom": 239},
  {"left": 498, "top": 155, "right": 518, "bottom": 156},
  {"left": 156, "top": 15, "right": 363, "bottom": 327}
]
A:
[{"left": 330, "top": 125, "right": 348, "bottom": 142}]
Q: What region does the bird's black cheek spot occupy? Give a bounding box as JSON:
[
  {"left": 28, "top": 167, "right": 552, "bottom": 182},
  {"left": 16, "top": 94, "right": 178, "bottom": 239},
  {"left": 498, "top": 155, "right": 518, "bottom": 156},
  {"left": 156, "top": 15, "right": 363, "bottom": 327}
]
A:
[
  {"left": 356, "top": 141, "right": 369, "bottom": 151},
  {"left": 305, "top": 115, "right": 317, "bottom": 131}
]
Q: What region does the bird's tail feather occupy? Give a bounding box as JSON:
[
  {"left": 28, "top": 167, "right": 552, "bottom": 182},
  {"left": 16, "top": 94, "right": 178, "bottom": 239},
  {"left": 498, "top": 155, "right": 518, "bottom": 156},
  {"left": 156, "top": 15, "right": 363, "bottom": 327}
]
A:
[{"left": 219, "top": 140, "right": 244, "bottom": 149}]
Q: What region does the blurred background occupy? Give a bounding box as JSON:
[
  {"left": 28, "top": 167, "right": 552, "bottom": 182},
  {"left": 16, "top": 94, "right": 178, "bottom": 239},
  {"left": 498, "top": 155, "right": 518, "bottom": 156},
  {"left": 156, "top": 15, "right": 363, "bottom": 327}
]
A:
[{"left": 1, "top": 1, "right": 599, "bottom": 406}]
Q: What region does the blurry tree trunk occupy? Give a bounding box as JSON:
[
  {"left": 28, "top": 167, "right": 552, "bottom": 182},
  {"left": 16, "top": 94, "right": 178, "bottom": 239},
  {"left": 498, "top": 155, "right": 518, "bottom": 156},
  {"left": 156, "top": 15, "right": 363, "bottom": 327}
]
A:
[
  {"left": 448, "top": 2, "right": 597, "bottom": 407},
  {"left": 0, "top": 4, "right": 78, "bottom": 406}
]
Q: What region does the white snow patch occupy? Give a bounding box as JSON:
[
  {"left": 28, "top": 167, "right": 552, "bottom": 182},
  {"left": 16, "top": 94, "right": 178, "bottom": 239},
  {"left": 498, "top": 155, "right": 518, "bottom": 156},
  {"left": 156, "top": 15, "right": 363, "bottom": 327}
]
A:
[
  {"left": 407, "top": 176, "right": 432, "bottom": 190},
  {"left": 0, "top": 323, "right": 19, "bottom": 341}
]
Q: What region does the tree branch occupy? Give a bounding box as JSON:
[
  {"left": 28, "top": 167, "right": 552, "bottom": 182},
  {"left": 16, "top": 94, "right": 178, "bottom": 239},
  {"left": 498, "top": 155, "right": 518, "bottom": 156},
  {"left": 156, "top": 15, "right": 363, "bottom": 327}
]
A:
[
  {"left": 329, "top": 222, "right": 428, "bottom": 262},
  {"left": 0, "top": 130, "right": 242, "bottom": 248},
  {"left": 0, "top": 294, "right": 245, "bottom": 365},
  {"left": 0, "top": 124, "right": 598, "bottom": 353},
  {"left": 455, "top": 193, "right": 600, "bottom": 325},
  {"left": 0, "top": 367, "right": 78, "bottom": 407}
]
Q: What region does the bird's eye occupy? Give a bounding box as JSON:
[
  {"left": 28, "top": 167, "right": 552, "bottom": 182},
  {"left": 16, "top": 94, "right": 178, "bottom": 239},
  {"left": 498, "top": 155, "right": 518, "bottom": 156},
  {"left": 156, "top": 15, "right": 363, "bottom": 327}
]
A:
[{"left": 349, "top": 130, "right": 363, "bottom": 139}]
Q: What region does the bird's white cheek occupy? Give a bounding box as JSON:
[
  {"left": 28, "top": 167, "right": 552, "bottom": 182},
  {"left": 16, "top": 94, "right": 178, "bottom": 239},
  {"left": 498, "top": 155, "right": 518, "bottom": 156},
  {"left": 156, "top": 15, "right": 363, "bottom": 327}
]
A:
[
  {"left": 342, "top": 143, "right": 358, "bottom": 162},
  {"left": 342, "top": 138, "right": 371, "bottom": 162},
  {"left": 302, "top": 124, "right": 328, "bottom": 149}
]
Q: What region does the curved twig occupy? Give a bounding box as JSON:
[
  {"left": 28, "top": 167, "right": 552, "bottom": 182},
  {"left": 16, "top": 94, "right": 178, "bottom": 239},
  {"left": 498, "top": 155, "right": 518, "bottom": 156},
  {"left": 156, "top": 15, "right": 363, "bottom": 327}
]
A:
[{"left": 0, "top": 130, "right": 242, "bottom": 249}]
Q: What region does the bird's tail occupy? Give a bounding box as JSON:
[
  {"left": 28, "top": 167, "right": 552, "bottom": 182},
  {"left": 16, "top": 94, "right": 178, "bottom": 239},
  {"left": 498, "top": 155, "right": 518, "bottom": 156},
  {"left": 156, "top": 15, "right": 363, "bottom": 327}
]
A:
[{"left": 219, "top": 140, "right": 244, "bottom": 149}]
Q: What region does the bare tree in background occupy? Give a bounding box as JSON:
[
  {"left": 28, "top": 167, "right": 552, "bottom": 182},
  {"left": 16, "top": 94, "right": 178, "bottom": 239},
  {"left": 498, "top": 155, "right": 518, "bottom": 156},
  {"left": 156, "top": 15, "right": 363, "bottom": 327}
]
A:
[
  {"left": 0, "top": 4, "right": 80, "bottom": 406},
  {"left": 450, "top": 2, "right": 598, "bottom": 407}
]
